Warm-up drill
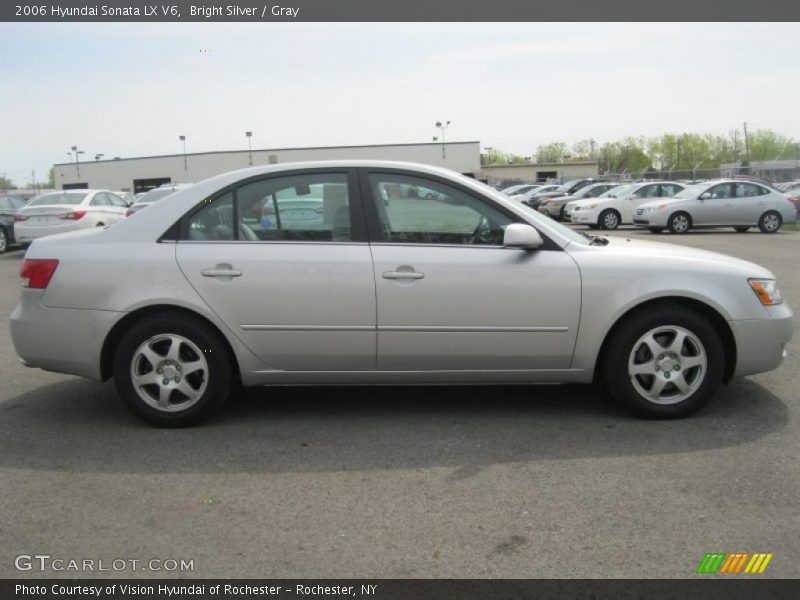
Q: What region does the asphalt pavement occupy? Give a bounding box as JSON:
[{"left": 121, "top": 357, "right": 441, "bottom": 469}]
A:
[{"left": 0, "top": 227, "right": 798, "bottom": 579}]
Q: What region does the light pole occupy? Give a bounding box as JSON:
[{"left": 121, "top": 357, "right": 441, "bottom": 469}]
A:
[
  {"left": 70, "top": 146, "right": 84, "bottom": 177},
  {"left": 179, "top": 135, "right": 187, "bottom": 171},
  {"left": 435, "top": 120, "right": 450, "bottom": 159},
  {"left": 94, "top": 153, "right": 104, "bottom": 161},
  {"left": 246, "top": 131, "right": 253, "bottom": 166}
]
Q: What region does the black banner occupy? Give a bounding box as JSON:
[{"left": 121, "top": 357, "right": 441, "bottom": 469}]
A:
[
  {"left": 2, "top": 580, "right": 797, "bottom": 600},
  {"left": 3, "top": 0, "right": 800, "bottom": 22}
]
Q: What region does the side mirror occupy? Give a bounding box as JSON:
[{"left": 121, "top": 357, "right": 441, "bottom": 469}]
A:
[
  {"left": 699, "top": 192, "right": 712, "bottom": 200},
  {"left": 503, "top": 223, "right": 543, "bottom": 249}
]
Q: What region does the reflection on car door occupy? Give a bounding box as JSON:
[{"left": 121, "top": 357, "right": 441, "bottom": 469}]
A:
[
  {"left": 175, "top": 170, "right": 377, "bottom": 371},
  {"left": 362, "top": 170, "right": 581, "bottom": 372},
  {"left": 694, "top": 183, "right": 734, "bottom": 225}
]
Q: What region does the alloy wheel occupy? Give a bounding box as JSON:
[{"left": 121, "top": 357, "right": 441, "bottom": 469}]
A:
[
  {"left": 670, "top": 214, "right": 689, "bottom": 233},
  {"left": 130, "top": 334, "right": 209, "bottom": 412},
  {"left": 628, "top": 326, "right": 707, "bottom": 405}
]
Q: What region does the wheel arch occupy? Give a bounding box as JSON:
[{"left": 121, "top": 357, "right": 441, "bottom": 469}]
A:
[
  {"left": 100, "top": 304, "right": 241, "bottom": 382},
  {"left": 593, "top": 296, "right": 736, "bottom": 384}
]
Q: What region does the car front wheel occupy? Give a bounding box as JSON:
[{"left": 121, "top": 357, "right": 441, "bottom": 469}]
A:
[
  {"left": 0, "top": 228, "right": 7, "bottom": 254},
  {"left": 648, "top": 227, "right": 664, "bottom": 234},
  {"left": 113, "top": 312, "right": 233, "bottom": 426},
  {"left": 758, "top": 211, "right": 781, "bottom": 234},
  {"left": 599, "top": 209, "right": 621, "bottom": 230},
  {"left": 667, "top": 212, "right": 691, "bottom": 234},
  {"left": 603, "top": 304, "right": 724, "bottom": 418}
]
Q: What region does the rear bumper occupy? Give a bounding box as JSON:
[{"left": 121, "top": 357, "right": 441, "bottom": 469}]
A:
[
  {"left": 729, "top": 304, "right": 793, "bottom": 378},
  {"left": 9, "top": 289, "right": 121, "bottom": 381},
  {"left": 14, "top": 221, "right": 89, "bottom": 242}
]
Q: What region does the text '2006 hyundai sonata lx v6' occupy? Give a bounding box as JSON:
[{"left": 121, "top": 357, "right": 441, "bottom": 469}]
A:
[{"left": 10, "top": 161, "right": 793, "bottom": 426}]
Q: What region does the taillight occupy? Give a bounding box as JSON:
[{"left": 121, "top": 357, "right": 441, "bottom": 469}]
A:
[
  {"left": 788, "top": 196, "right": 798, "bottom": 206},
  {"left": 20, "top": 259, "right": 60, "bottom": 289},
  {"left": 59, "top": 210, "right": 87, "bottom": 221},
  {"left": 125, "top": 209, "right": 134, "bottom": 217},
  {"left": 14, "top": 214, "right": 29, "bottom": 222}
]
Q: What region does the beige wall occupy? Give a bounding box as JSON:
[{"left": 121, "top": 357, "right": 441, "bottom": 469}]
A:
[
  {"left": 481, "top": 162, "right": 599, "bottom": 184},
  {"left": 54, "top": 142, "right": 481, "bottom": 191}
]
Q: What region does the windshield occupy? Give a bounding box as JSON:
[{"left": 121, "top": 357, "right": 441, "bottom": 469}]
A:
[
  {"left": 598, "top": 183, "right": 635, "bottom": 198},
  {"left": 577, "top": 183, "right": 615, "bottom": 198},
  {"left": 673, "top": 183, "right": 709, "bottom": 199},
  {"left": 555, "top": 180, "right": 582, "bottom": 192},
  {"left": 27, "top": 192, "right": 88, "bottom": 206},
  {"left": 137, "top": 187, "right": 180, "bottom": 204}
]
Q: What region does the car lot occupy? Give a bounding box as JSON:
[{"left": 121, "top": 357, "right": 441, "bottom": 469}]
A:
[{"left": 0, "top": 227, "right": 798, "bottom": 578}]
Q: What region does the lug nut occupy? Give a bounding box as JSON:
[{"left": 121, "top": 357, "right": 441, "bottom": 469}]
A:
[
  {"left": 162, "top": 379, "right": 169, "bottom": 385},
  {"left": 176, "top": 365, "right": 181, "bottom": 371},
  {"left": 664, "top": 372, "right": 671, "bottom": 379},
  {"left": 157, "top": 368, "right": 163, "bottom": 374},
  {"left": 674, "top": 365, "right": 680, "bottom": 371},
  {"left": 175, "top": 377, "right": 181, "bottom": 383},
  {"left": 655, "top": 365, "right": 660, "bottom": 371},
  {"left": 658, "top": 354, "right": 664, "bottom": 360}
]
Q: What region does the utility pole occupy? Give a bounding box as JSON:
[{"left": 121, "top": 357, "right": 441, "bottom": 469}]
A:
[
  {"left": 743, "top": 122, "right": 751, "bottom": 168},
  {"left": 179, "top": 135, "right": 187, "bottom": 171},
  {"left": 676, "top": 138, "right": 682, "bottom": 174}
]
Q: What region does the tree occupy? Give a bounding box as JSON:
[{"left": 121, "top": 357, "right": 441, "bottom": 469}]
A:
[
  {"left": 535, "top": 142, "right": 569, "bottom": 164},
  {"left": 0, "top": 175, "right": 14, "bottom": 191},
  {"left": 748, "top": 129, "right": 795, "bottom": 161}
]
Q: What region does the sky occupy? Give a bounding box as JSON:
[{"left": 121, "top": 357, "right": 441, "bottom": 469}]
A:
[{"left": 1, "top": 22, "right": 800, "bottom": 186}]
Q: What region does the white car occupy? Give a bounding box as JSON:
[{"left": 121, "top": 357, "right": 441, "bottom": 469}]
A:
[
  {"left": 633, "top": 180, "right": 798, "bottom": 234},
  {"left": 14, "top": 190, "right": 129, "bottom": 245},
  {"left": 567, "top": 181, "right": 686, "bottom": 229}
]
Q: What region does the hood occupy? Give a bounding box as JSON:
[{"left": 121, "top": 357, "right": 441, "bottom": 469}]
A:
[{"left": 576, "top": 235, "right": 774, "bottom": 279}]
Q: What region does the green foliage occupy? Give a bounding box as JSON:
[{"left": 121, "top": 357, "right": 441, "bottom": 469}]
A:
[{"left": 0, "top": 175, "right": 15, "bottom": 190}]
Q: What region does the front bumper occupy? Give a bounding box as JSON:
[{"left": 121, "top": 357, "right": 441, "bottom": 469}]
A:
[
  {"left": 569, "top": 210, "right": 599, "bottom": 225},
  {"left": 10, "top": 289, "right": 121, "bottom": 381},
  {"left": 729, "top": 304, "right": 793, "bottom": 378}
]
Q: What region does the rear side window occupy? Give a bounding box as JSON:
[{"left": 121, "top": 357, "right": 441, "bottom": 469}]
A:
[{"left": 182, "top": 173, "right": 353, "bottom": 243}]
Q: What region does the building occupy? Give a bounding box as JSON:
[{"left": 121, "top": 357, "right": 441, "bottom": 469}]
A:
[
  {"left": 479, "top": 161, "right": 600, "bottom": 186},
  {"left": 719, "top": 159, "right": 800, "bottom": 183},
  {"left": 53, "top": 141, "right": 482, "bottom": 192}
]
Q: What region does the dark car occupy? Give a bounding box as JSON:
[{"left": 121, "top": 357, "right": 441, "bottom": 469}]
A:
[
  {"left": 0, "top": 195, "right": 28, "bottom": 254},
  {"left": 524, "top": 178, "right": 601, "bottom": 209}
]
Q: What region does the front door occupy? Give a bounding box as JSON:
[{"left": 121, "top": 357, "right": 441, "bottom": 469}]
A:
[
  {"left": 175, "top": 169, "right": 377, "bottom": 371},
  {"left": 361, "top": 170, "right": 581, "bottom": 371}
]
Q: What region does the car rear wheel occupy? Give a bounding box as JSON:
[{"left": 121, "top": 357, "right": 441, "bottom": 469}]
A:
[
  {"left": 667, "top": 212, "right": 691, "bottom": 234},
  {"left": 603, "top": 304, "right": 724, "bottom": 418},
  {"left": 647, "top": 227, "right": 664, "bottom": 234},
  {"left": 0, "top": 228, "right": 7, "bottom": 254},
  {"left": 599, "top": 209, "right": 621, "bottom": 230},
  {"left": 733, "top": 226, "right": 750, "bottom": 232},
  {"left": 758, "top": 211, "right": 781, "bottom": 234},
  {"left": 558, "top": 205, "right": 567, "bottom": 221},
  {"left": 113, "top": 312, "right": 233, "bottom": 427}
]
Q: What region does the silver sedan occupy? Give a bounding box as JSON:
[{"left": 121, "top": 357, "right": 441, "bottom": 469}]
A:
[
  {"left": 10, "top": 161, "right": 793, "bottom": 426},
  {"left": 632, "top": 180, "right": 797, "bottom": 233}
]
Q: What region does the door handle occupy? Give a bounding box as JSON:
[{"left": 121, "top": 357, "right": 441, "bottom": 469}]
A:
[
  {"left": 383, "top": 270, "right": 424, "bottom": 280},
  {"left": 202, "top": 266, "right": 242, "bottom": 277}
]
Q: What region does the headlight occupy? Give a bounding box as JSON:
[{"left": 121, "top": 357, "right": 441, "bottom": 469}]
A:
[{"left": 749, "top": 279, "right": 783, "bottom": 305}]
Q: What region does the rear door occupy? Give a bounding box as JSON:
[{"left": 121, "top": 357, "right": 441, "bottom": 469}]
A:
[
  {"left": 361, "top": 169, "right": 581, "bottom": 372},
  {"left": 733, "top": 182, "right": 769, "bottom": 225},
  {"left": 175, "top": 169, "right": 377, "bottom": 371}
]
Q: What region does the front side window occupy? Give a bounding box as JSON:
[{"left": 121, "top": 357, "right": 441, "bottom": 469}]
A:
[
  {"left": 710, "top": 183, "right": 734, "bottom": 199},
  {"left": 368, "top": 173, "right": 513, "bottom": 245}
]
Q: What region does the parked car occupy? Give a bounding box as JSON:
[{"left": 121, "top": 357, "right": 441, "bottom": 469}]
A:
[
  {"left": 502, "top": 184, "right": 541, "bottom": 197},
  {"left": 10, "top": 161, "right": 792, "bottom": 426},
  {"left": 567, "top": 181, "right": 686, "bottom": 229},
  {"left": 538, "top": 182, "right": 622, "bottom": 221},
  {"left": 127, "top": 183, "right": 193, "bottom": 215},
  {"left": 511, "top": 184, "right": 561, "bottom": 208},
  {"left": 632, "top": 180, "right": 797, "bottom": 234},
  {"left": 115, "top": 191, "right": 138, "bottom": 206},
  {"left": 500, "top": 183, "right": 534, "bottom": 196},
  {"left": 14, "top": 190, "right": 129, "bottom": 245},
  {"left": 0, "top": 195, "right": 27, "bottom": 254},
  {"left": 532, "top": 178, "right": 601, "bottom": 205}
]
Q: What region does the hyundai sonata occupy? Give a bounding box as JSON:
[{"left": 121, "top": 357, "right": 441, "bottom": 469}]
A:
[{"left": 10, "top": 162, "right": 792, "bottom": 426}]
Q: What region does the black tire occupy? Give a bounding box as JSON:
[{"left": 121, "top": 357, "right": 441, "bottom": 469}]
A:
[
  {"left": 113, "top": 312, "right": 233, "bottom": 427},
  {"left": 647, "top": 227, "right": 664, "bottom": 234},
  {"left": 603, "top": 304, "right": 724, "bottom": 419},
  {"left": 0, "top": 227, "right": 7, "bottom": 254},
  {"left": 757, "top": 211, "right": 782, "bottom": 234},
  {"left": 558, "top": 205, "right": 567, "bottom": 221},
  {"left": 587, "top": 224, "right": 599, "bottom": 230},
  {"left": 667, "top": 211, "right": 692, "bottom": 234},
  {"left": 599, "top": 209, "right": 621, "bottom": 230},
  {"left": 733, "top": 226, "right": 750, "bottom": 233}
]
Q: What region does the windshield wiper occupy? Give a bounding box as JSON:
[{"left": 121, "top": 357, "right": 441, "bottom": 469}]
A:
[{"left": 579, "top": 231, "right": 609, "bottom": 246}]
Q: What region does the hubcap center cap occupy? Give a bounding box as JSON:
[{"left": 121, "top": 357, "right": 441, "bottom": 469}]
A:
[
  {"left": 161, "top": 365, "right": 178, "bottom": 380},
  {"left": 657, "top": 357, "right": 678, "bottom": 372}
]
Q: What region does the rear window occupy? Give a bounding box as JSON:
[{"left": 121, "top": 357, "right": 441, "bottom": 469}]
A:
[
  {"left": 138, "top": 187, "right": 180, "bottom": 205},
  {"left": 27, "top": 192, "right": 88, "bottom": 206}
]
